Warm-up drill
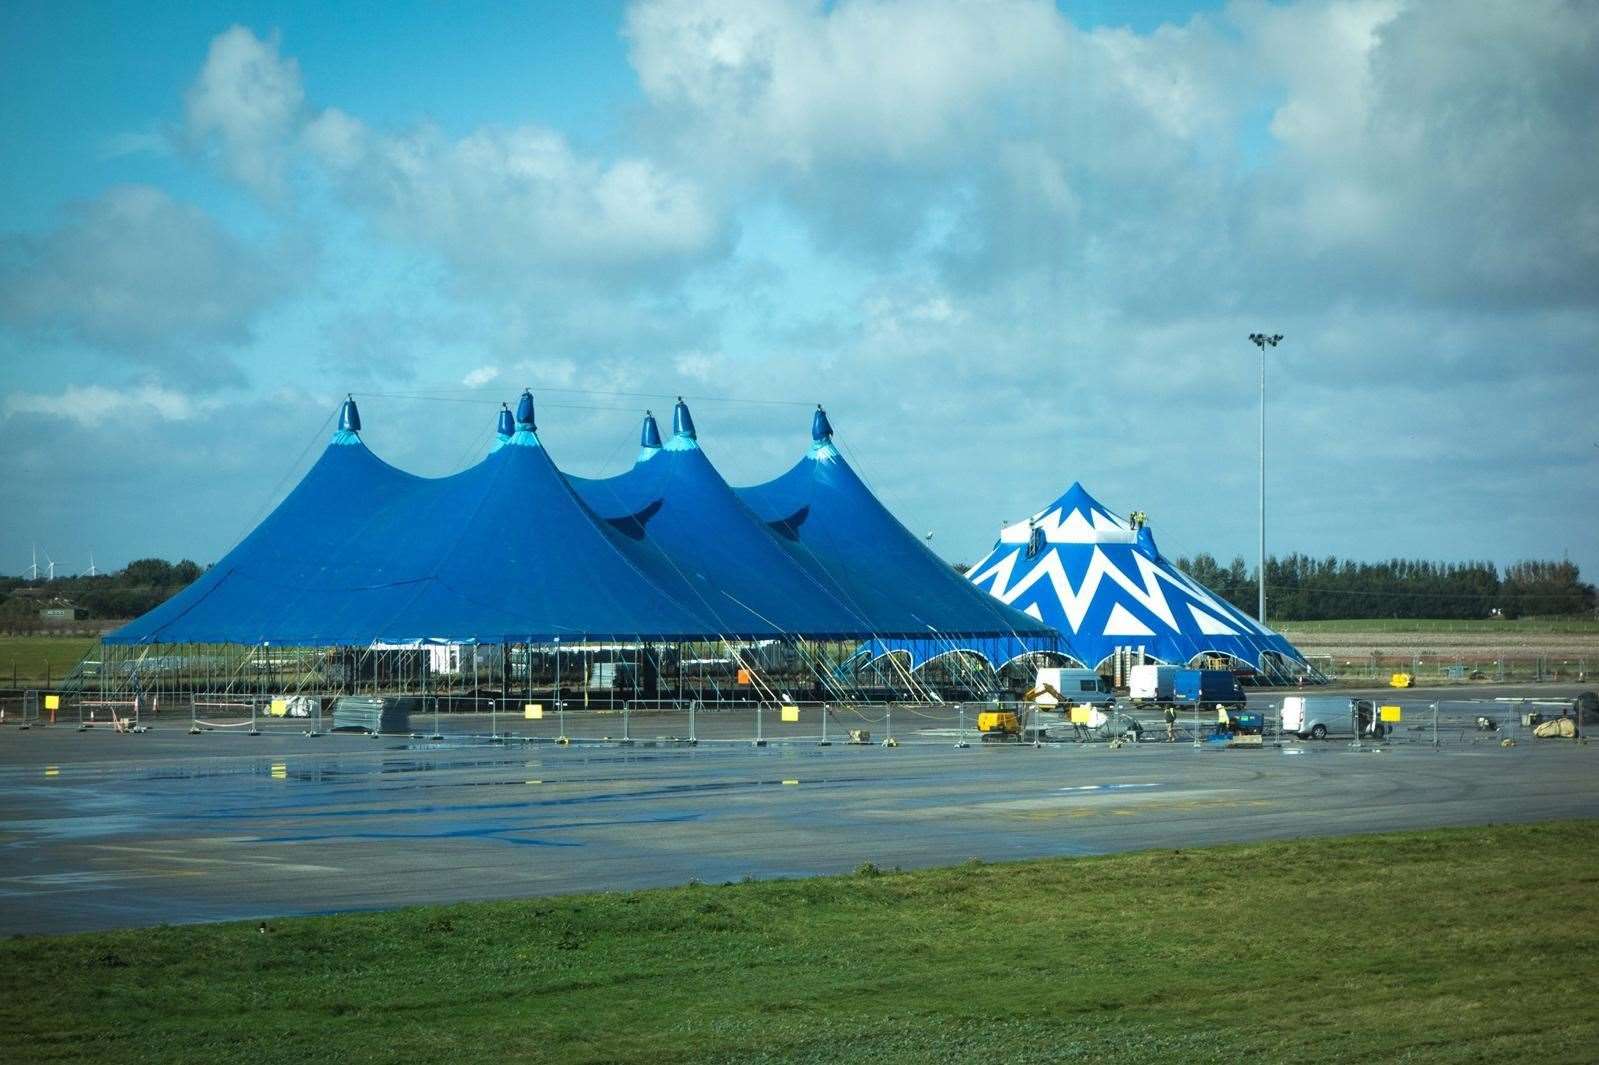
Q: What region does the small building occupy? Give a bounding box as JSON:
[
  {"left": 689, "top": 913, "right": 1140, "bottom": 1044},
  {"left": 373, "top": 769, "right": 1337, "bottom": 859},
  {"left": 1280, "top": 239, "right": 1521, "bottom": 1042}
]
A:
[{"left": 39, "top": 598, "right": 87, "bottom": 622}]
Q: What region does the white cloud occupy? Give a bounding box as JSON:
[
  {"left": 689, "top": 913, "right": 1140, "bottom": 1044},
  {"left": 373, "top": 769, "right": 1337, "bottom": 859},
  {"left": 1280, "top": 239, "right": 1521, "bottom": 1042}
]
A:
[
  {"left": 628, "top": 0, "right": 1070, "bottom": 171},
  {"left": 308, "top": 118, "right": 723, "bottom": 282},
  {"left": 3, "top": 384, "right": 219, "bottom": 425},
  {"left": 0, "top": 185, "right": 294, "bottom": 383},
  {"left": 183, "top": 26, "right": 725, "bottom": 287},
  {"left": 184, "top": 26, "right": 305, "bottom": 198},
  {"left": 462, "top": 366, "right": 500, "bottom": 388},
  {"left": 100, "top": 129, "right": 172, "bottom": 161}
]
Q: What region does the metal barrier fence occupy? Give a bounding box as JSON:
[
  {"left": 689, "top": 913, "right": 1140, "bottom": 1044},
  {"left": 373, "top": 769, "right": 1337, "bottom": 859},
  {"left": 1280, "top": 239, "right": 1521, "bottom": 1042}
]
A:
[
  {"left": 4, "top": 687, "right": 1589, "bottom": 753},
  {"left": 76, "top": 694, "right": 139, "bottom": 732},
  {"left": 187, "top": 692, "right": 325, "bottom": 736},
  {"left": 388, "top": 699, "right": 960, "bottom": 747},
  {"left": 1309, "top": 653, "right": 1590, "bottom": 684}
]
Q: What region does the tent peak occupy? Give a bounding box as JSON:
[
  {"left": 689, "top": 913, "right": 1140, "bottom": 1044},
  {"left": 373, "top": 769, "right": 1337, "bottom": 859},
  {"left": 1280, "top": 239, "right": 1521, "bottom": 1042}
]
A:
[
  {"left": 507, "top": 390, "right": 541, "bottom": 447},
  {"left": 672, "top": 397, "right": 696, "bottom": 440},
  {"left": 811, "top": 404, "right": 833, "bottom": 442},
  {"left": 338, "top": 395, "right": 361, "bottom": 432},
  {"left": 332, "top": 395, "right": 362, "bottom": 445},
  {"left": 639, "top": 410, "right": 662, "bottom": 450}
]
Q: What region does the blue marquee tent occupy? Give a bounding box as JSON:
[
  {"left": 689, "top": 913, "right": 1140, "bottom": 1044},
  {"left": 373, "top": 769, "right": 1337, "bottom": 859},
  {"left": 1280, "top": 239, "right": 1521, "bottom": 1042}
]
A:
[
  {"left": 735, "top": 408, "right": 1063, "bottom": 668},
  {"left": 107, "top": 395, "right": 1061, "bottom": 656},
  {"left": 569, "top": 401, "right": 887, "bottom": 638},
  {"left": 109, "top": 395, "right": 711, "bottom": 645}
]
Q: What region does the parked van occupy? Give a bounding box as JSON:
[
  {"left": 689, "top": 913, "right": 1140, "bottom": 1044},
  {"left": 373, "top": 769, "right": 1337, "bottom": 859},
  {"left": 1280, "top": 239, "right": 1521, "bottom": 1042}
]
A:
[
  {"left": 1173, "top": 669, "right": 1246, "bottom": 709},
  {"left": 1127, "top": 664, "right": 1177, "bottom": 704},
  {"left": 1033, "top": 667, "right": 1116, "bottom": 709},
  {"left": 1282, "top": 696, "right": 1372, "bottom": 740}
]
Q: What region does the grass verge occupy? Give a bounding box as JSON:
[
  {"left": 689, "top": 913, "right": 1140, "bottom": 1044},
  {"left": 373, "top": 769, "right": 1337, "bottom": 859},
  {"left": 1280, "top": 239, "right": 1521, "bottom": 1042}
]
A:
[
  {"left": 4, "top": 822, "right": 1598, "bottom": 1064},
  {"left": 1277, "top": 617, "right": 1599, "bottom": 635},
  {"left": 0, "top": 635, "right": 96, "bottom": 686}
]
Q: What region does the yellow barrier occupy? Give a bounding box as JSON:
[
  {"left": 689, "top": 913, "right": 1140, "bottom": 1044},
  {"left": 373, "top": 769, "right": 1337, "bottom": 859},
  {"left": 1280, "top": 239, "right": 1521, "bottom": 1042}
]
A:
[
  {"left": 780, "top": 705, "right": 800, "bottom": 723},
  {"left": 524, "top": 703, "right": 543, "bottom": 720},
  {"left": 1379, "top": 705, "right": 1402, "bottom": 723}
]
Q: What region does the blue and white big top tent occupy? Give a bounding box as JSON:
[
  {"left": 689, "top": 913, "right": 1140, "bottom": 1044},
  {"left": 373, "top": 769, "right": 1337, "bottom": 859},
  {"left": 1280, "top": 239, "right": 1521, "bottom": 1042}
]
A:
[{"left": 964, "top": 483, "right": 1313, "bottom": 680}]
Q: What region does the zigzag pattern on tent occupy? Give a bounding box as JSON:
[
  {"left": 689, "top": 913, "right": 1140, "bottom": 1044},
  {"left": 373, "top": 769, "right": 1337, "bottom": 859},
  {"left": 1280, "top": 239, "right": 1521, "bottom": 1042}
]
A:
[{"left": 964, "top": 483, "right": 1310, "bottom": 673}]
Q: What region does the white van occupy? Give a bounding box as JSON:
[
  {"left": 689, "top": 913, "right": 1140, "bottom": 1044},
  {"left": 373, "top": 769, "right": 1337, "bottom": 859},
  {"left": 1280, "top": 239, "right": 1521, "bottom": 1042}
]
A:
[
  {"left": 1127, "top": 664, "right": 1177, "bottom": 704},
  {"left": 1282, "top": 696, "right": 1372, "bottom": 740},
  {"left": 1034, "top": 667, "right": 1116, "bottom": 709}
]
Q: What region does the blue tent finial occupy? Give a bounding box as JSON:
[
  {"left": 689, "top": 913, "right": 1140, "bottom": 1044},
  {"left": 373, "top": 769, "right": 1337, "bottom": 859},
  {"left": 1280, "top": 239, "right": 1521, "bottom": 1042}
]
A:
[
  {"left": 640, "top": 410, "right": 662, "bottom": 449},
  {"left": 811, "top": 404, "right": 833, "bottom": 442},
  {"left": 515, "top": 389, "right": 535, "bottom": 431},
  {"left": 672, "top": 396, "right": 696, "bottom": 439},
  {"left": 496, "top": 403, "right": 514, "bottom": 438},
  {"left": 338, "top": 394, "right": 361, "bottom": 433}
]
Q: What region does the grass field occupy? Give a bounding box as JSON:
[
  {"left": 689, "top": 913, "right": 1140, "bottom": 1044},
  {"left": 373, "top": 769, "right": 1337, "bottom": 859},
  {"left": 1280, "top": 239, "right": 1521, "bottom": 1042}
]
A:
[
  {"left": 0, "top": 634, "right": 96, "bottom": 685},
  {"left": 4, "top": 822, "right": 1596, "bottom": 1064},
  {"left": 1277, "top": 617, "right": 1599, "bottom": 635}
]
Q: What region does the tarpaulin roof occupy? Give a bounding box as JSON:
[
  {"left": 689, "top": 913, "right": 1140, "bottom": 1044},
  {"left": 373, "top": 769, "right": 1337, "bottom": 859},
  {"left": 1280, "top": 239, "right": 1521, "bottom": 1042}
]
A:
[
  {"left": 107, "top": 396, "right": 1063, "bottom": 649},
  {"left": 568, "top": 403, "right": 884, "bottom": 638},
  {"left": 109, "top": 396, "right": 710, "bottom": 645},
  {"left": 734, "top": 409, "right": 1060, "bottom": 651},
  {"left": 961, "top": 482, "right": 1310, "bottom": 672}
]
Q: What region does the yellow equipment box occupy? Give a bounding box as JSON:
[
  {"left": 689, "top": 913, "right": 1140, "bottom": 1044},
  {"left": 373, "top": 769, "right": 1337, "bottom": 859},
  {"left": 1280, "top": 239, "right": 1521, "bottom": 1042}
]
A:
[
  {"left": 977, "top": 710, "right": 1019, "bottom": 735},
  {"left": 1379, "top": 705, "right": 1402, "bottom": 722},
  {"left": 524, "top": 703, "right": 543, "bottom": 719},
  {"left": 780, "top": 705, "right": 800, "bottom": 723}
]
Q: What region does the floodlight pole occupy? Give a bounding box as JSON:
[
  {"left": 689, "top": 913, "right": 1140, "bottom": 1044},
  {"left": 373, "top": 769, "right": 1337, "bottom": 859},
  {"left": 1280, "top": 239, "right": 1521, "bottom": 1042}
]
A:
[{"left": 1248, "top": 333, "right": 1283, "bottom": 626}]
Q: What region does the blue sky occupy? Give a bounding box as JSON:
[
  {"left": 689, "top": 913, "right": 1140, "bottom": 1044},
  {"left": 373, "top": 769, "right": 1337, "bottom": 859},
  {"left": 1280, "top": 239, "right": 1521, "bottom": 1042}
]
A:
[{"left": 1, "top": 0, "right": 1596, "bottom": 591}]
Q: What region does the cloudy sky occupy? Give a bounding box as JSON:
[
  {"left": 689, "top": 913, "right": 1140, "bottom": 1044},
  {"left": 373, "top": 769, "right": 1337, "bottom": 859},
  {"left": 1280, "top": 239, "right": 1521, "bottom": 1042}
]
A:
[{"left": 2, "top": 0, "right": 1595, "bottom": 586}]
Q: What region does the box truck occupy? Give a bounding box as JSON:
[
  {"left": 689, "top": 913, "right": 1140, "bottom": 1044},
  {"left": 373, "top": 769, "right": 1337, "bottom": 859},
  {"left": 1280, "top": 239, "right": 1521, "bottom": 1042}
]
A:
[{"left": 1127, "top": 664, "right": 1177, "bottom": 704}]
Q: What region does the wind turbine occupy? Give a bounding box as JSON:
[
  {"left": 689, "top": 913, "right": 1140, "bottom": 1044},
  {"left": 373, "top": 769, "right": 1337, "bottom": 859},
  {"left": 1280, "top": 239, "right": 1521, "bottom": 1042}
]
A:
[
  {"left": 44, "top": 547, "right": 55, "bottom": 581},
  {"left": 28, "top": 544, "right": 38, "bottom": 581},
  {"left": 84, "top": 551, "right": 97, "bottom": 578}
]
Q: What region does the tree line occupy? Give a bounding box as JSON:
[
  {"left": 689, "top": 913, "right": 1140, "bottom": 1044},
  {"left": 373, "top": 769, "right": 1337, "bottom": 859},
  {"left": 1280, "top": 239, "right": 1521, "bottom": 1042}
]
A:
[
  {"left": 0, "top": 558, "right": 205, "bottom": 627},
  {"left": 1173, "top": 554, "right": 1596, "bottom": 620},
  {"left": 6, "top": 553, "right": 1595, "bottom": 630}
]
